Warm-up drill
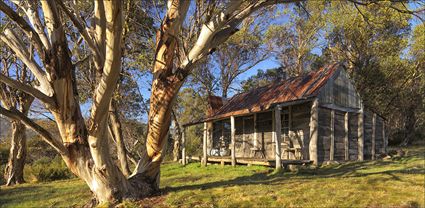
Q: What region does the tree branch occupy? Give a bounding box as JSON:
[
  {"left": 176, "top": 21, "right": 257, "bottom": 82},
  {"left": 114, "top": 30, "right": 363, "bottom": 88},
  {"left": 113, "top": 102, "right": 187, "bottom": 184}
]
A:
[
  {"left": 54, "top": 0, "right": 103, "bottom": 65},
  {"left": 0, "top": 105, "right": 67, "bottom": 155},
  {"left": 0, "top": 1, "right": 46, "bottom": 58},
  {"left": 0, "top": 74, "right": 57, "bottom": 109},
  {"left": 89, "top": 1, "right": 123, "bottom": 131},
  {"left": 0, "top": 29, "right": 54, "bottom": 96},
  {"left": 11, "top": 0, "right": 52, "bottom": 50}
]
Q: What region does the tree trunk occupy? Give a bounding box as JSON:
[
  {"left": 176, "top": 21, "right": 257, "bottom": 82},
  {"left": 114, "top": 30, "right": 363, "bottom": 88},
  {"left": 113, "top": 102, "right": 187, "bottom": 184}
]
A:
[
  {"left": 132, "top": 77, "right": 184, "bottom": 190},
  {"left": 401, "top": 104, "right": 416, "bottom": 146},
  {"left": 4, "top": 121, "right": 26, "bottom": 186},
  {"left": 109, "top": 99, "right": 131, "bottom": 176},
  {"left": 171, "top": 110, "right": 181, "bottom": 162}
]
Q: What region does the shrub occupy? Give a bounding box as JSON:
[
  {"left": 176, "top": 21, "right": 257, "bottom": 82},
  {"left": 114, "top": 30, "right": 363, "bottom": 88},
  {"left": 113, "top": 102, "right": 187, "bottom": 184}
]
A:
[{"left": 27, "top": 156, "right": 74, "bottom": 182}]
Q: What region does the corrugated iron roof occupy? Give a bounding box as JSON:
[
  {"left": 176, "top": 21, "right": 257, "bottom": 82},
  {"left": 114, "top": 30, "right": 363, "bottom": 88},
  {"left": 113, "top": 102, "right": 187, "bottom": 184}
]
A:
[{"left": 205, "top": 63, "right": 340, "bottom": 121}]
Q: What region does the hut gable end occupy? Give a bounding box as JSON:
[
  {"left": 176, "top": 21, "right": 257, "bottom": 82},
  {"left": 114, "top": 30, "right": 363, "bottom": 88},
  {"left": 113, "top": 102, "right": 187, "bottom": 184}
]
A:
[{"left": 317, "top": 67, "right": 362, "bottom": 110}]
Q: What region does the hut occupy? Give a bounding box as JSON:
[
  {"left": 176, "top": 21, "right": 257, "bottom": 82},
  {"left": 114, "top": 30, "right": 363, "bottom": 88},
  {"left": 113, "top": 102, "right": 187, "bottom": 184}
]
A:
[{"left": 182, "top": 63, "right": 387, "bottom": 168}]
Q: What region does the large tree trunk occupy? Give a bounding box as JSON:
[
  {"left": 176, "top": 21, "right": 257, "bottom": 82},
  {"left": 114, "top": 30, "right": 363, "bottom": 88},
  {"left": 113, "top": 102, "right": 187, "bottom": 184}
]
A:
[
  {"left": 4, "top": 121, "right": 26, "bottom": 186},
  {"left": 132, "top": 78, "right": 184, "bottom": 189},
  {"left": 130, "top": 0, "right": 190, "bottom": 190}
]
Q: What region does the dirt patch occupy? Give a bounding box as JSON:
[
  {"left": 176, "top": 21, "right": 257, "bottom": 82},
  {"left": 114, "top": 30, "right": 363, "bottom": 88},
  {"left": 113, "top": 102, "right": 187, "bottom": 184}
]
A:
[{"left": 135, "top": 194, "right": 167, "bottom": 208}]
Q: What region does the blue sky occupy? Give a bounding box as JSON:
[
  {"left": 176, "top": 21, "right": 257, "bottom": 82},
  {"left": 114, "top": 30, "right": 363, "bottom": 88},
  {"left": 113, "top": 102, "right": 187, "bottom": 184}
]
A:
[
  {"left": 1, "top": 1, "right": 423, "bottom": 123},
  {"left": 94, "top": 1, "right": 423, "bottom": 122}
]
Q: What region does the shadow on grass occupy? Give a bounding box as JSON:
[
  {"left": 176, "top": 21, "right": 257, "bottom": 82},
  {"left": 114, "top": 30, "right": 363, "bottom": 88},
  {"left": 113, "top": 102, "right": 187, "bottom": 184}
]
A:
[
  {"left": 0, "top": 185, "right": 47, "bottom": 203},
  {"left": 164, "top": 153, "right": 424, "bottom": 193}
]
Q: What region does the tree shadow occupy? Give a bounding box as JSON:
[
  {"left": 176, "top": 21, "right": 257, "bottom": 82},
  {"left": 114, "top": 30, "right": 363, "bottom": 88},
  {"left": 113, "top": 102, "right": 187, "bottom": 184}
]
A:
[{"left": 163, "top": 157, "right": 424, "bottom": 193}]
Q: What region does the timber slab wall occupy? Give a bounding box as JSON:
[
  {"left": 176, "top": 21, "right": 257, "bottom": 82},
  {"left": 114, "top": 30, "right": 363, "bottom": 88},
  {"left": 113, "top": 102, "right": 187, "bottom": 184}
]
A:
[{"left": 185, "top": 156, "right": 312, "bottom": 167}]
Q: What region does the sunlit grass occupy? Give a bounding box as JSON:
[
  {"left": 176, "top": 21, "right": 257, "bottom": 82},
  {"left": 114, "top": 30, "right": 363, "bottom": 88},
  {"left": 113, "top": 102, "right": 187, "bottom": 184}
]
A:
[
  {"left": 0, "top": 179, "right": 90, "bottom": 207},
  {"left": 0, "top": 146, "right": 423, "bottom": 207}
]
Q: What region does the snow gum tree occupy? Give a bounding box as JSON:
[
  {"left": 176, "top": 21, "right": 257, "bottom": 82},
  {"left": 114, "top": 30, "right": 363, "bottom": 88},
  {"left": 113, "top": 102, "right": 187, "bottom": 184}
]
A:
[
  {"left": 3, "top": 0, "right": 417, "bottom": 205},
  {"left": 0, "top": 48, "right": 34, "bottom": 186}
]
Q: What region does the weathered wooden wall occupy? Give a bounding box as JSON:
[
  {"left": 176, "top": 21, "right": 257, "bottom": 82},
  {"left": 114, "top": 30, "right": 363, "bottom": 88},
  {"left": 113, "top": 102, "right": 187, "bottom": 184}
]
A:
[
  {"left": 256, "top": 111, "right": 274, "bottom": 159},
  {"left": 315, "top": 107, "right": 385, "bottom": 163},
  {"left": 334, "top": 111, "right": 346, "bottom": 161},
  {"left": 348, "top": 112, "right": 359, "bottom": 160},
  {"left": 319, "top": 69, "right": 361, "bottom": 109},
  {"left": 205, "top": 68, "right": 386, "bottom": 164},
  {"left": 364, "top": 110, "right": 385, "bottom": 158},
  {"left": 375, "top": 116, "right": 384, "bottom": 154},
  {"left": 318, "top": 107, "right": 332, "bottom": 163},
  {"left": 364, "top": 110, "right": 373, "bottom": 160},
  {"left": 290, "top": 103, "right": 311, "bottom": 160},
  {"left": 234, "top": 116, "right": 255, "bottom": 157},
  {"left": 211, "top": 119, "right": 231, "bottom": 155}
]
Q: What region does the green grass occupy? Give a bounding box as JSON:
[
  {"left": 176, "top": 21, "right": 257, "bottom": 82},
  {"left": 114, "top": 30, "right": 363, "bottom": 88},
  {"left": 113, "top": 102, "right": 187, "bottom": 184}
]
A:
[
  {"left": 0, "top": 179, "right": 91, "bottom": 207},
  {"left": 1, "top": 146, "right": 424, "bottom": 207}
]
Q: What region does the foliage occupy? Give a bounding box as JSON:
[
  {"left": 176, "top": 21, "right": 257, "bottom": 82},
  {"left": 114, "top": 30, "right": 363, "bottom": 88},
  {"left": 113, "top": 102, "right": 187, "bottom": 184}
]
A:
[
  {"left": 25, "top": 156, "right": 74, "bottom": 182},
  {"left": 322, "top": 1, "right": 423, "bottom": 144},
  {"left": 191, "top": 9, "right": 275, "bottom": 98},
  {"left": 241, "top": 67, "right": 287, "bottom": 92},
  {"left": 1, "top": 145, "right": 423, "bottom": 207},
  {"left": 265, "top": 2, "right": 325, "bottom": 76},
  {"left": 173, "top": 88, "right": 208, "bottom": 156}
]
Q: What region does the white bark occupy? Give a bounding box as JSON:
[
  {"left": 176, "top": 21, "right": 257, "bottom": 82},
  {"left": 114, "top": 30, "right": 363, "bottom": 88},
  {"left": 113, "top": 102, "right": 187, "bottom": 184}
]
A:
[
  {"left": 0, "top": 74, "right": 56, "bottom": 109},
  {"left": 0, "top": 29, "right": 53, "bottom": 96},
  {"left": 12, "top": 0, "right": 51, "bottom": 50}
]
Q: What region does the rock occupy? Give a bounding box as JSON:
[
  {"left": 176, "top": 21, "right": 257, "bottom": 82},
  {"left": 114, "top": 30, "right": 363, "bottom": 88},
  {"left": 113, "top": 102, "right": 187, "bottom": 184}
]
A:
[
  {"left": 396, "top": 149, "right": 405, "bottom": 157},
  {"left": 323, "top": 160, "right": 340, "bottom": 165},
  {"left": 383, "top": 155, "right": 392, "bottom": 160}
]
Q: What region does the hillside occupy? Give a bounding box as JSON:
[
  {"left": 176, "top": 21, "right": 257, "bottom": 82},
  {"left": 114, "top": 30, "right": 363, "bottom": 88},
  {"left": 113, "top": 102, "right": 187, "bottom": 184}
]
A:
[{"left": 0, "top": 146, "right": 423, "bottom": 207}]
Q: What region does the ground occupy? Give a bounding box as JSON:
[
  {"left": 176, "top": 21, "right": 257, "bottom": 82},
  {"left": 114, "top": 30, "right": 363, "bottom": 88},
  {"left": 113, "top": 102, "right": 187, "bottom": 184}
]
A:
[{"left": 0, "top": 146, "right": 424, "bottom": 207}]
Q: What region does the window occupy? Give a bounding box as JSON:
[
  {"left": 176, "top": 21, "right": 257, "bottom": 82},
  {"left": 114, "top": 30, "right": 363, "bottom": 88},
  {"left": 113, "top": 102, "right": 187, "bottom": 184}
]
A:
[{"left": 281, "top": 110, "right": 290, "bottom": 141}]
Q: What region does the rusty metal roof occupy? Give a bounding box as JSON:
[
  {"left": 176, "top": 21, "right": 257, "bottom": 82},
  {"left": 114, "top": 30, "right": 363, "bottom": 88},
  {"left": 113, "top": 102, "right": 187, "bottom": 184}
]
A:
[{"left": 206, "top": 63, "right": 340, "bottom": 121}]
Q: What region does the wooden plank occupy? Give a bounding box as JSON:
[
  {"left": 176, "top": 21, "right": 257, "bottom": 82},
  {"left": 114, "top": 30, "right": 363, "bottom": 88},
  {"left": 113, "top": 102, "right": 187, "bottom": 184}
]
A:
[
  {"left": 372, "top": 113, "right": 376, "bottom": 160},
  {"left": 202, "top": 122, "right": 208, "bottom": 166},
  {"left": 330, "top": 109, "right": 335, "bottom": 161},
  {"left": 242, "top": 118, "right": 245, "bottom": 149},
  {"left": 253, "top": 113, "right": 258, "bottom": 148},
  {"left": 358, "top": 109, "right": 364, "bottom": 161},
  {"left": 383, "top": 121, "right": 386, "bottom": 153},
  {"left": 187, "top": 156, "right": 312, "bottom": 167},
  {"left": 320, "top": 103, "right": 361, "bottom": 113},
  {"left": 344, "top": 112, "right": 349, "bottom": 160},
  {"left": 289, "top": 105, "right": 293, "bottom": 132},
  {"left": 275, "top": 106, "right": 282, "bottom": 170},
  {"left": 309, "top": 99, "right": 319, "bottom": 165},
  {"left": 231, "top": 116, "right": 236, "bottom": 166},
  {"left": 182, "top": 127, "right": 186, "bottom": 165}
]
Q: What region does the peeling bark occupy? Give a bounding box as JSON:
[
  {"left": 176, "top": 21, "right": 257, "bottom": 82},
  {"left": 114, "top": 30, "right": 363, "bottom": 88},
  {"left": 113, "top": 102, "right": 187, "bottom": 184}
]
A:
[
  {"left": 0, "top": 0, "right": 304, "bottom": 204},
  {"left": 4, "top": 121, "right": 26, "bottom": 186}
]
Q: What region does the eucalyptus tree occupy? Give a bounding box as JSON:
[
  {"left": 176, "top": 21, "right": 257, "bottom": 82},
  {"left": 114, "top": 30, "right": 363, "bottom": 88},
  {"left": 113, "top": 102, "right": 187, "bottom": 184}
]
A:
[
  {"left": 0, "top": 47, "right": 34, "bottom": 186},
  {"left": 241, "top": 66, "right": 287, "bottom": 91},
  {"left": 322, "top": 1, "right": 423, "bottom": 144},
  {"left": 0, "top": 0, "right": 307, "bottom": 203},
  {"left": 398, "top": 23, "right": 425, "bottom": 146},
  {"left": 0, "top": 0, "right": 421, "bottom": 204},
  {"left": 0, "top": 0, "right": 129, "bottom": 202},
  {"left": 265, "top": 1, "right": 324, "bottom": 76}
]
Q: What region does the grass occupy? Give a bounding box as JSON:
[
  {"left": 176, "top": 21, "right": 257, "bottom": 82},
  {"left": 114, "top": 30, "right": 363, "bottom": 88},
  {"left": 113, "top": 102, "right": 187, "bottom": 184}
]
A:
[
  {"left": 0, "top": 146, "right": 424, "bottom": 207},
  {"left": 0, "top": 179, "right": 91, "bottom": 207}
]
